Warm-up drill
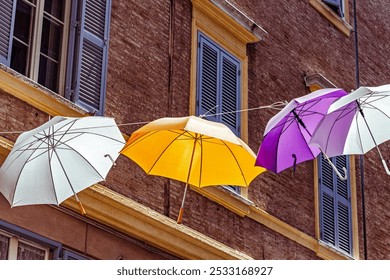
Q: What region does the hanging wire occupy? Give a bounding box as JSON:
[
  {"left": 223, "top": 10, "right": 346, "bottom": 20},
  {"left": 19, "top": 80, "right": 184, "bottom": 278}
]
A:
[
  {"left": 200, "top": 101, "right": 287, "bottom": 118},
  {"left": 0, "top": 101, "right": 288, "bottom": 134}
]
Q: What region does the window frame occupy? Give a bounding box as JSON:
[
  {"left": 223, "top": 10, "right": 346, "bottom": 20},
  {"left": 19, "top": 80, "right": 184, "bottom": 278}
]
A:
[
  {"left": 0, "top": 220, "right": 62, "bottom": 260},
  {"left": 190, "top": 0, "right": 260, "bottom": 198},
  {"left": 0, "top": 0, "right": 111, "bottom": 116},
  {"left": 10, "top": 0, "right": 71, "bottom": 95},
  {"left": 309, "top": 0, "right": 353, "bottom": 36}
]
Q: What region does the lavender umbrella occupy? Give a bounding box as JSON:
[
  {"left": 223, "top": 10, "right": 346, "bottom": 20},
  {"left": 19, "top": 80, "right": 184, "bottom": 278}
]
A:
[
  {"left": 310, "top": 85, "right": 390, "bottom": 175},
  {"left": 256, "top": 88, "right": 348, "bottom": 175}
]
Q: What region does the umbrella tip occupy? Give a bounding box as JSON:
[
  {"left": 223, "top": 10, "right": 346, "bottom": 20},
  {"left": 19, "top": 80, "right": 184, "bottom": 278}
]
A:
[
  {"left": 176, "top": 207, "right": 185, "bottom": 224},
  {"left": 78, "top": 201, "right": 87, "bottom": 216}
]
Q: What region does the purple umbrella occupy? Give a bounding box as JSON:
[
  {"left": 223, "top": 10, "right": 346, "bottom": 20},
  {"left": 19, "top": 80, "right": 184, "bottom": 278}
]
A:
[{"left": 256, "top": 88, "right": 348, "bottom": 176}]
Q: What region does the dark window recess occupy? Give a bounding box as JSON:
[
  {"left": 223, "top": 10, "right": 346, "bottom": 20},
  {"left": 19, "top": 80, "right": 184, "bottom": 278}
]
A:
[{"left": 322, "top": 0, "right": 344, "bottom": 17}]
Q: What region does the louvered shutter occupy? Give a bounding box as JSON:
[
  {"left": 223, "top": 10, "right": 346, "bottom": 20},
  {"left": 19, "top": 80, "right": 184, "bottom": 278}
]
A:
[
  {"left": 71, "top": 0, "right": 111, "bottom": 115},
  {"left": 221, "top": 53, "right": 240, "bottom": 135},
  {"left": 196, "top": 33, "right": 241, "bottom": 135},
  {"left": 0, "top": 0, "right": 16, "bottom": 66},
  {"left": 319, "top": 154, "right": 352, "bottom": 255},
  {"left": 335, "top": 156, "right": 352, "bottom": 254},
  {"left": 197, "top": 34, "right": 219, "bottom": 123}
]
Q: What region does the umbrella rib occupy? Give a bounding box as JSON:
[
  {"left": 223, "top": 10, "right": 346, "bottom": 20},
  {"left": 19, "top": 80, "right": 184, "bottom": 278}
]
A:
[
  {"left": 363, "top": 103, "right": 390, "bottom": 120},
  {"left": 146, "top": 130, "right": 190, "bottom": 174},
  {"left": 198, "top": 135, "right": 203, "bottom": 187},
  {"left": 54, "top": 130, "right": 125, "bottom": 145},
  {"left": 322, "top": 105, "right": 358, "bottom": 152},
  {"left": 52, "top": 146, "right": 78, "bottom": 202},
  {"left": 52, "top": 141, "right": 107, "bottom": 180},
  {"left": 221, "top": 140, "right": 248, "bottom": 186},
  {"left": 7, "top": 131, "right": 49, "bottom": 205},
  {"left": 47, "top": 126, "right": 60, "bottom": 204},
  {"left": 355, "top": 111, "right": 365, "bottom": 153},
  {"left": 122, "top": 129, "right": 194, "bottom": 153}
]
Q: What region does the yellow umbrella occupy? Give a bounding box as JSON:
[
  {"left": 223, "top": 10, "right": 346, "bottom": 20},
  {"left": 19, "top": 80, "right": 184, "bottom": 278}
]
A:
[{"left": 120, "top": 116, "right": 266, "bottom": 223}]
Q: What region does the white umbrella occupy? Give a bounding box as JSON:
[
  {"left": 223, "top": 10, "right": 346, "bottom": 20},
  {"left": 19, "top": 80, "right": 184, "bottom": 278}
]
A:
[
  {"left": 310, "top": 84, "right": 390, "bottom": 174},
  {"left": 0, "top": 116, "right": 125, "bottom": 214}
]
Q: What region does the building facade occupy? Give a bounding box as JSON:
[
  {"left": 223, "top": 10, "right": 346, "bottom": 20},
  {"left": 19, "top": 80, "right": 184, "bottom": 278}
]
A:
[{"left": 0, "top": 0, "right": 389, "bottom": 259}]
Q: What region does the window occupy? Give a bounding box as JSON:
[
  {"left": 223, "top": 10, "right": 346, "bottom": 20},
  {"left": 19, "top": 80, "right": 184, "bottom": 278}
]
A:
[
  {"left": 0, "top": 229, "right": 49, "bottom": 260},
  {"left": 0, "top": 0, "right": 111, "bottom": 115},
  {"left": 191, "top": 0, "right": 261, "bottom": 198},
  {"left": 63, "top": 249, "right": 90, "bottom": 260},
  {"left": 318, "top": 154, "right": 352, "bottom": 256},
  {"left": 0, "top": 220, "right": 61, "bottom": 260},
  {"left": 196, "top": 32, "right": 241, "bottom": 136},
  {"left": 322, "top": 0, "right": 344, "bottom": 18},
  {"left": 309, "top": 0, "right": 352, "bottom": 36},
  {"left": 196, "top": 32, "right": 241, "bottom": 193}
]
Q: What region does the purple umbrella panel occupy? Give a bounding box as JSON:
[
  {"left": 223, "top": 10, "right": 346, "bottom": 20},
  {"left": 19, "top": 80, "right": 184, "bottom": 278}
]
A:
[{"left": 256, "top": 88, "right": 349, "bottom": 176}]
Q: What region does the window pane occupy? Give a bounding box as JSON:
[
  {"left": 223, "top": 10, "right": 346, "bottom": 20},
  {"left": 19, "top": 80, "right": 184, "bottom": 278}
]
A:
[
  {"left": 41, "top": 16, "right": 62, "bottom": 60},
  {"left": 11, "top": 0, "right": 35, "bottom": 75},
  {"left": 0, "top": 234, "right": 9, "bottom": 260},
  {"left": 38, "top": 55, "right": 59, "bottom": 92},
  {"left": 11, "top": 39, "right": 29, "bottom": 75},
  {"left": 17, "top": 242, "right": 46, "bottom": 260},
  {"left": 44, "top": 0, "right": 65, "bottom": 21},
  {"left": 13, "top": 1, "right": 34, "bottom": 43}
]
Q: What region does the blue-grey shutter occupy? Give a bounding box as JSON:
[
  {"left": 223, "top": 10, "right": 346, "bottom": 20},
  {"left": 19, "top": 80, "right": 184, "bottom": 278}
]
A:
[
  {"left": 221, "top": 52, "right": 240, "bottom": 136},
  {"left": 197, "top": 34, "right": 219, "bottom": 123},
  {"left": 319, "top": 154, "right": 352, "bottom": 255},
  {"left": 196, "top": 33, "right": 241, "bottom": 135},
  {"left": 335, "top": 156, "right": 352, "bottom": 254},
  {"left": 0, "top": 0, "right": 16, "bottom": 66},
  {"left": 71, "top": 0, "right": 111, "bottom": 115}
]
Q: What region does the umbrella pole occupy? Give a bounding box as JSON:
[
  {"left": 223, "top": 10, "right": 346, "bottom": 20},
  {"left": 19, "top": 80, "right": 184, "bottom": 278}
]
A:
[
  {"left": 292, "top": 109, "right": 348, "bottom": 180},
  {"left": 177, "top": 135, "right": 198, "bottom": 224},
  {"left": 318, "top": 147, "right": 348, "bottom": 181},
  {"left": 359, "top": 112, "right": 390, "bottom": 175}
]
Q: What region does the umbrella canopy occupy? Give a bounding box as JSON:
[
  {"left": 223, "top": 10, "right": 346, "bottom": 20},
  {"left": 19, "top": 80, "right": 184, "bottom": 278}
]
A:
[
  {"left": 310, "top": 84, "right": 390, "bottom": 174},
  {"left": 0, "top": 116, "right": 125, "bottom": 214},
  {"left": 256, "top": 88, "right": 348, "bottom": 174},
  {"left": 120, "top": 116, "right": 265, "bottom": 223}
]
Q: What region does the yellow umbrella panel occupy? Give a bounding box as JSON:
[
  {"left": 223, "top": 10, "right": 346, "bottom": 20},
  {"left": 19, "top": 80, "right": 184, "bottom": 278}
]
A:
[{"left": 120, "top": 116, "right": 266, "bottom": 223}]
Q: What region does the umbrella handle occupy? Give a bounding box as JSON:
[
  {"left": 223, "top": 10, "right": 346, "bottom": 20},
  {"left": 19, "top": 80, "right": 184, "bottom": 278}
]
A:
[
  {"left": 381, "top": 159, "right": 390, "bottom": 175},
  {"left": 177, "top": 207, "right": 185, "bottom": 224},
  {"left": 104, "top": 154, "right": 116, "bottom": 166},
  {"left": 77, "top": 201, "right": 87, "bottom": 216},
  {"left": 321, "top": 152, "right": 348, "bottom": 181}
]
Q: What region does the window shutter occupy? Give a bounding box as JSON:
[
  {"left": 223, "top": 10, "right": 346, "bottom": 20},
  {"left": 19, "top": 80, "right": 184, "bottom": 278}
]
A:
[
  {"left": 0, "top": 0, "right": 16, "bottom": 66},
  {"left": 319, "top": 154, "right": 352, "bottom": 255},
  {"left": 72, "top": 0, "right": 111, "bottom": 115},
  {"left": 197, "top": 34, "right": 219, "bottom": 123},
  {"left": 196, "top": 33, "right": 241, "bottom": 136},
  {"left": 221, "top": 53, "right": 240, "bottom": 136},
  {"left": 319, "top": 154, "right": 336, "bottom": 245},
  {"left": 335, "top": 156, "right": 352, "bottom": 254}
]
